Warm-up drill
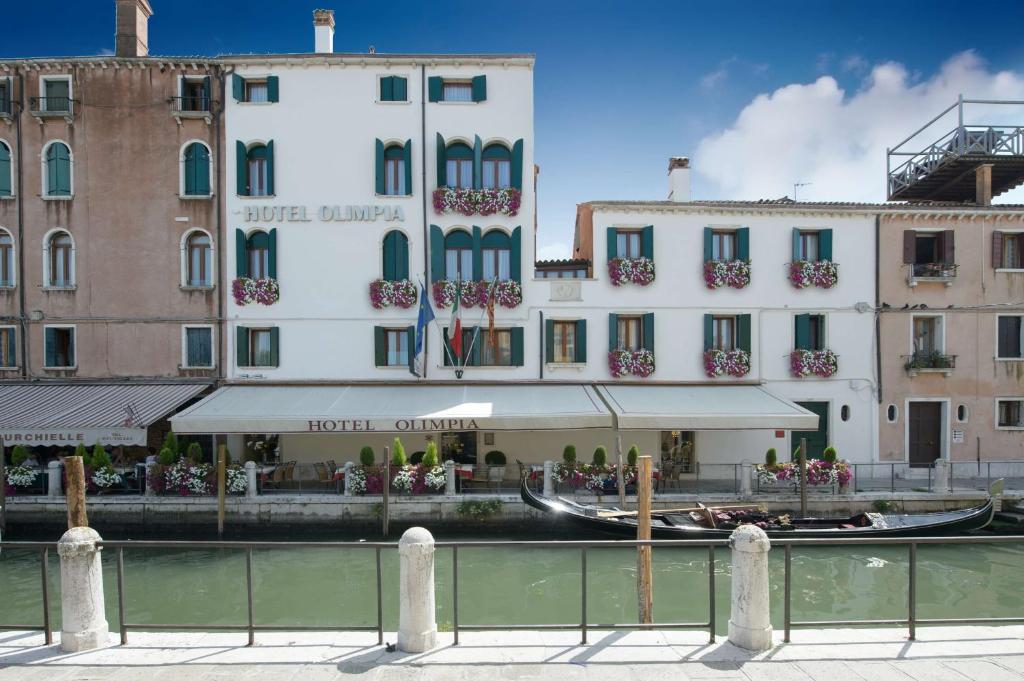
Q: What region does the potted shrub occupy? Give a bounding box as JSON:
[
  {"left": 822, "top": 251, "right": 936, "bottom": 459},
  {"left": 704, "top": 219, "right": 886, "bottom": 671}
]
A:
[
  {"left": 485, "top": 450, "right": 506, "bottom": 483},
  {"left": 422, "top": 442, "right": 440, "bottom": 468},
  {"left": 765, "top": 448, "right": 778, "bottom": 467},
  {"left": 627, "top": 445, "right": 639, "bottom": 467},
  {"left": 593, "top": 446, "right": 608, "bottom": 469},
  {"left": 89, "top": 443, "right": 122, "bottom": 493},
  {"left": 359, "top": 446, "right": 375, "bottom": 467}
]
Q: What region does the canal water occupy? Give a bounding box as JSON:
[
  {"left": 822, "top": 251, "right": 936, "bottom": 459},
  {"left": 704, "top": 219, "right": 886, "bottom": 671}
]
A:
[{"left": 2, "top": 526, "right": 1022, "bottom": 636}]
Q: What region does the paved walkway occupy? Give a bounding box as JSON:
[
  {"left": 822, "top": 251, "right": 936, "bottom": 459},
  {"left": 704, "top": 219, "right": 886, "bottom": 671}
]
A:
[{"left": 1, "top": 626, "right": 1022, "bottom": 680}]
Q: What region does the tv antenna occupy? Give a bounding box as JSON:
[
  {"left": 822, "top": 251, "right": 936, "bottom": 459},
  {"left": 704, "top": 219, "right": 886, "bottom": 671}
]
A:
[{"left": 793, "top": 182, "right": 811, "bottom": 201}]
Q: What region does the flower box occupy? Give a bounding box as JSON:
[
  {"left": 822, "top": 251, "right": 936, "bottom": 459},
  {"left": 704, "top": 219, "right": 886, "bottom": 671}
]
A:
[
  {"left": 704, "top": 259, "right": 751, "bottom": 289},
  {"left": 704, "top": 349, "right": 751, "bottom": 377},
  {"left": 789, "top": 260, "right": 838, "bottom": 289},
  {"left": 348, "top": 464, "right": 446, "bottom": 495},
  {"left": 432, "top": 187, "right": 521, "bottom": 217},
  {"left": 790, "top": 349, "right": 838, "bottom": 378},
  {"left": 369, "top": 279, "right": 417, "bottom": 309},
  {"left": 608, "top": 257, "right": 655, "bottom": 286},
  {"left": 232, "top": 277, "right": 279, "bottom": 306},
  {"left": 755, "top": 460, "right": 851, "bottom": 488},
  {"left": 5, "top": 465, "right": 39, "bottom": 492},
  {"left": 431, "top": 279, "right": 521, "bottom": 309},
  {"left": 608, "top": 348, "right": 655, "bottom": 378}
]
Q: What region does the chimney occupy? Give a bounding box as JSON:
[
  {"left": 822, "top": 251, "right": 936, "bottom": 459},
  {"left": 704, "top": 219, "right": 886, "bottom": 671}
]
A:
[
  {"left": 114, "top": 0, "right": 153, "bottom": 58},
  {"left": 668, "top": 157, "right": 691, "bottom": 202},
  {"left": 313, "top": 9, "right": 335, "bottom": 54}
]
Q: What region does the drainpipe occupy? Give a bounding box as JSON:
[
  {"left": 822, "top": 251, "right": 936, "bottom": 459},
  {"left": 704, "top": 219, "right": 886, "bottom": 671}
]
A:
[
  {"left": 538, "top": 310, "right": 543, "bottom": 379},
  {"left": 874, "top": 214, "right": 881, "bottom": 405},
  {"left": 216, "top": 66, "right": 232, "bottom": 381},
  {"left": 420, "top": 63, "right": 429, "bottom": 379},
  {"left": 15, "top": 69, "right": 27, "bottom": 377}
]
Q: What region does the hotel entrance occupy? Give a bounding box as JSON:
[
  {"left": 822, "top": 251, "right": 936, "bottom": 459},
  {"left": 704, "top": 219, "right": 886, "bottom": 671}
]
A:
[{"left": 440, "top": 431, "right": 478, "bottom": 465}]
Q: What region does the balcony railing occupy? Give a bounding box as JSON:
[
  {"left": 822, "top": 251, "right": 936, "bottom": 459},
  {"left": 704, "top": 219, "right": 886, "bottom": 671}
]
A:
[
  {"left": 29, "top": 96, "right": 75, "bottom": 117},
  {"left": 907, "top": 262, "right": 957, "bottom": 286},
  {"left": 903, "top": 352, "right": 956, "bottom": 377},
  {"left": 170, "top": 96, "right": 213, "bottom": 115}
]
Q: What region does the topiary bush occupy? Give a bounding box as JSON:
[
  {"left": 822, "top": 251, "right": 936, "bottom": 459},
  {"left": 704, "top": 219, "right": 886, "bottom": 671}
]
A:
[
  {"left": 484, "top": 450, "right": 506, "bottom": 466},
  {"left": 822, "top": 446, "right": 837, "bottom": 463},
  {"left": 91, "top": 444, "right": 112, "bottom": 470},
  {"left": 157, "top": 446, "right": 177, "bottom": 466},
  {"left": 359, "top": 446, "right": 375, "bottom": 466},
  {"left": 563, "top": 445, "right": 577, "bottom": 464},
  {"left": 74, "top": 442, "right": 90, "bottom": 467},
  {"left": 765, "top": 448, "right": 778, "bottom": 467},
  {"left": 10, "top": 445, "right": 29, "bottom": 467},
  {"left": 422, "top": 442, "right": 439, "bottom": 468},
  {"left": 593, "top": 446, "right": 607, "bottom": 467},
  {"left": 163, "top": 431, "right": 180, "bottom": 458},
  {"left": 187, "top": 442, "right": 204, "bottom": 464},
  {"left": 391, "top": 437, "right": 407, "bottom": 466},
  {"left": 627, "top": 445, "right": 639, "bottom": 466}
]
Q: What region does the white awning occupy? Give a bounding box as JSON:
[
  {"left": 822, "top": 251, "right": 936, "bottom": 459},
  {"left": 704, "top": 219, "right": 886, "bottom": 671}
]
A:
[
  {"left": 170, "top": 384, "right": 613, "bottom": 433},
  {"left": 596, "top": 384, "right": 819, "bottom": 430}
]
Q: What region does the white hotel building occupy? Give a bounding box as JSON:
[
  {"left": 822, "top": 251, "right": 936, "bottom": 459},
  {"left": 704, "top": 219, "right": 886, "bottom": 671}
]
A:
[{"left": 173, "top": 10, "right": 869, "bottom": 477}]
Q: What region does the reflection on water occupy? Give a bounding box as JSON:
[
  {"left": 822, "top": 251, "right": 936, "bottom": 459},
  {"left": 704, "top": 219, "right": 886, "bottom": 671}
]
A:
[{"left": 2, "top": 529, "right": 1022, "bottom": 635}]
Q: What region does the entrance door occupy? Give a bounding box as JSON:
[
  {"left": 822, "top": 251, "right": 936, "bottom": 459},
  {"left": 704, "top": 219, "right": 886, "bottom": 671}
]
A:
[
  {"left": 793, "top": 401, "right": 829, "bottom": 459},
  {"left": 440, "top": 431, "right": 477, "bottom": 465},
  {"left": 908, "top": 402, "right": 942, "bottom": 467}
]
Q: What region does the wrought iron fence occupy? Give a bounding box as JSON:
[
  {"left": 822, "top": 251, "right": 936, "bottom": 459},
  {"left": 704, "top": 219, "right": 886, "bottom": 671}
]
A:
[
  {"left": 29, "top": 96, "right": 74, "bottom": 115},
  {"left": 170, "top": 96, "right": 212, "bottom": 113}
]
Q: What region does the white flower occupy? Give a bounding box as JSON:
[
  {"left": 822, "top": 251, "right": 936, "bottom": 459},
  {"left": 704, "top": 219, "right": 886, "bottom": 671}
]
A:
[
  {"left": 6, "top": 465, "right": 38, "bottom": 488},
  {"left": 92, "top": 467, "right": 123, "bottom": 489}
]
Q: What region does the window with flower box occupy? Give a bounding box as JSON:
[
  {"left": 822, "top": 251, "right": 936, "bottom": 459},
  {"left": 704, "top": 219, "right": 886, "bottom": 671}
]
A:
[
  {"left": 792, "top": 229, "right": 833, "bottom": 262},
  {"left": 545, "top": 319, "right": 586, "bottom": 364},
  {"left": 375, "top": 139, "right": 412, "bottom": 196},
  {"left": 434, "top": 134, "right": 523, "bottom": 201},
  {"left": 430, "top": 225, "right": 522, "bottom": 287},
  {"left": 233, "top": 229, "right": 278, "bottom": 306},
  {"left": 606, "top": 226, "right": 654, "bottom": 286},
  {"left": 794, "top": 314, "right": 826, "bottom": 351},
  {"left": 792, "top": 314, "right": 837, "bottom": 378},
  {"left": 236, "top": 326, "right": 278, "bottom": 368},
  {"left": 703, "top": 313, "right": 752, "bottom": 378},
  {"left": 374, "top": 326, "right": 414, "bottom": 368},
  {"left": 382, "top": 230, "right": 409, "bottom": 281},
  {"left": 702, "top": 227, "right": 750, "bottom": 289},
  {"left": 0, "top": 326, "right": 16, "bottom": 368},
  {"left": 607, "top": 313, "right": 654, "bottom": 377}
]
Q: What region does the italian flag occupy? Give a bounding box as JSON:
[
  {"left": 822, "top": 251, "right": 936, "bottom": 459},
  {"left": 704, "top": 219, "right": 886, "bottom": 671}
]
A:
[{"left": 448, "top": 283, "right": 463, "bottom": 364}]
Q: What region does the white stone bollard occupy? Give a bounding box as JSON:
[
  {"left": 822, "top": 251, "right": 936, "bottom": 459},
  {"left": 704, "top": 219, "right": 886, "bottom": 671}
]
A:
[
  {"left": 144, "top": 462, "right": 155, "bottom": 496},
  {"left": 543, "top": 460, "right": 554, "bottom": 497},
  {"left": 342, "top": 462, "right": 354, "bottom": 496},
  {"left": 444, "top": 460, "right": 456, "bottom": 497},
  {"left": 244, "top": 461, "right": 258, "bottom": 498},
  {"left": 58, "top": 527, "right": 110, "bottom": 652},
  {"left": 740, "top": 461, "right": 752, "bottom": 497},
  {"left": 727, "top": 525, "right": 773, "bottom": 651},
  {"left": 933, "top": 459, "right": 950, "bottom": 493},
  {"left": 398, "top": 527, "right": 437, "bottom": 653},
  {"left": 47, "top": 460, "right": 63, "bottom": 497}
]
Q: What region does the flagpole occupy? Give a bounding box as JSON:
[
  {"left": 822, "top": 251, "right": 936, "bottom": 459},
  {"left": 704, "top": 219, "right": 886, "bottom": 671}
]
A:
[
  {"left": 417, "top": 275, "right": 457, "bottom": 371},
  {"left": 462, "top": 278, "right": 498, "bottom": 367}
]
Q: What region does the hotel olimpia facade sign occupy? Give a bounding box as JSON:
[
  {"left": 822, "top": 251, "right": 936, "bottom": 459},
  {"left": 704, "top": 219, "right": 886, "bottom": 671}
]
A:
[{"left": 242, "top": 205, "right": 406, "bottom": 223}]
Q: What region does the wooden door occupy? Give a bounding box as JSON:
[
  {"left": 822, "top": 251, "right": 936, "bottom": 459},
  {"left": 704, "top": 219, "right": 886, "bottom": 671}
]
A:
[
  {"left": 793, "top": 402, "right": 829, "bottom": 459},
  {"left": 908, "top": 402, "right": 942, "bottom": 467}
]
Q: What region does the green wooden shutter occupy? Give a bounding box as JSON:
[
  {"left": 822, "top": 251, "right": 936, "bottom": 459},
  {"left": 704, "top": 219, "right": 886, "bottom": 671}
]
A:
[
  {"left": 738, "top": 314, "right": 752, "bottom": 353},
  {"left": 269, "top": 327, "right": 280, "bottom": 367},
  {"left": 792, "top": 228, "right": 801, "bottom": 261},
  {"left": 510, "top": 226, "right": 521, "bottom": 283},
  {"left": 703, "top": 227, "right": 713, "bottom": 261},
  {"left": 575, "top": 320, "right": 587, "bottom": 363},
  {"left": 641, "top": 225, "right": 654, "bottom": 259},
  {"left": 428, "top": 76, "right": 442, "bottom": 102},
  {"left": 4, "top": 326, "right": 14, "bottom": 366},
  {"left": 267, "top": 75, "right": 279, "bottom": 102},
  {"left": 819, "top": 229, "right": 833, "bottom": 261},
  {"left": 0, "top": 141, "right": 10, "bottom": 196},
  {"left": 380, "top": 76, "right": 394, "bottom": 101},
  {"left": 268, "top": 228, "right": 278, "bottom": 279},
  {"left": 265, "top": 140, "right": 275, "bottom": 195},
  {"left": 442, "top": 328, "right": 454, "bottom": 366},
  {"left": 44, "top": 327, "right": 56, "bottom": 367},
  {"left": 736, "top": 227, "right": 749, "bottom": 260},
  {"left": 67, "top": 331, "right": 75, "bottom": 367},
  {"left": 236, "top": 141, "right": 247, "bottom": 195},
  {"left": 430, "top": 225, "right": 445, "bottom": 282},
  {"left": 397, "top": 231, "right": 409, "bottom": 280},
  {"left": 394, "top": 76, "right": 408, "bottom": 102},
  {"left": 202, "top": 76, "right": 211, "bottom": 107},
  {"left": 473, "top": 135, "right": 482, "bottom": 189},
  {"left": 608, "top": 313, "right": 618, "bottom": 352},
  {"left": 375, "top": 138, "right": 385, "bottom": 194},
  {"left": 472, "top": 226, "right": 483, "bottom": 281},
  {"left": 184, "top": 145, "right": 196, "bottom": 195},
  {"left": 382, "top": 232, "right": 396, "bottom": 280},
  {"left": 510, "top": 327, "right": 524, "bottom": 366},
  {"left": 232, "top": 74, "right": 244, "bottom": 102},
  {"left": 471, "top": 75, "right": 487, "bottom": 102},
  {"left": 406, "top": 326, "right": 415, "bottom": 371},
  {"left": 374, "top": 326, "right": 386, "bottom": 366},
  {"left": 511, "top": 139, "right": 523, "bottom": 190},
  {"left": 236, "top": 326, "right": 249, "bottom": 367},
  {"left": 235, "top": 229, "right": 248, "bottom": 278},
  {"left": 607, "top": 227, "right": 618, "bottom": 261},
  {"left": 642, "top": 313, "right": 655, "bottom": 354},
  {"left": 703, "top": 314, "right": 713, "bottom": 351},
  {"left": 435, "top": 133, "right": 446, "bottom": 187},
  {"left": 403, "top": 139, "right": 413, "bottom": 195},
  {"left": 794, "top": 314, "right": 810, "bottom": 350},
  {"left": 545, "top": 319, "right": 554, "bottom": 362}
]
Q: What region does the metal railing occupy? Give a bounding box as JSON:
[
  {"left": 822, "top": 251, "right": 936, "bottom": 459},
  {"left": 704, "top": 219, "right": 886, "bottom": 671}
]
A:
[
  {"left": 948, "top": 460, "right": 1024, "bottom": 493},
  {"left": 907, "top": 262, "right": 958, "bottom": 280},
  {"left": 902, "top": 352, "right": 957, "bottom": 373},
  {"left": 170, "top": 96, "right": 212, "bottom": 113},
  {"left": 28, "top": 97, "right": 75, "bottom": 116},
  {"left": 0, "top": 543, "right": 53, "bottom": 644}
]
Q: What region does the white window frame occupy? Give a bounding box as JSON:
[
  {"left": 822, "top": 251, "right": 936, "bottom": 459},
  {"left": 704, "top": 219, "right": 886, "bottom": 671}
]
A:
[
  {"left": 995, "top": 313, "right": 1024, "bottom": 361},
  {"left": 995, "top": 229, "right": 1024, "bottom": 272},
  {"left": 42, "top": 323, "right": 76, "bottom": 370},
  {"left": 181, "top": 324, "right": 215, "bottom": 369},
  {"left": 40, "top": 139, "right": 73, "bottom": 200},
  {"left": 179, "top": 139, "right": 213, "bottom": 199},
  {"left": 180, "top": 228, "right": 216, "bottom": 288},
  {"left": 439, "top": 78, "right": 474, "bottom": 104},
  {"left": 41, "top": 228, "right": 75, "bottom": 290},
  {"left": 909, "top": 313, "right": 944, "bottom": 354},
  {"left": 0, "top": 138, "right": 14, "bottom": 198},
  {"left": 995, "top": 397, "right": 1024, "bottom": 430},
  {"left": 38, "top": 75, "right": 72, "bottom": 112},
  {"left": 0, "top": 226, "right": 16, "bottom": 288},
  {"left": 239, "top": 75, "right": 271, "bottom": 105},
  {"left": 0, "top": 324, "right": 17, "bottom": 370},
  {"left": 902, "top": 398, "right": 950, "bottom": 462},
  {"left": 376, "top": 73, "right": 411, "bottom": 105}
]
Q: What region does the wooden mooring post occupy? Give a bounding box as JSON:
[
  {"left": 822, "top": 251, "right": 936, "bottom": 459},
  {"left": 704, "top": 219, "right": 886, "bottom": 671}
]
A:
[
  {"left": 799, "top": 437, "right": 808, "bottom": 519},
  {"left": 636, "top": 455, "right": 653, "bottom": 624},
  {"left": 0, "top": 444, "right": 7, "bottom": 533},
  {"left": 66, "top": 455, "right": 89, "bottom": 529},
  {"left": 382, "top": 446, "right": 391, "bottom": 538},
  {"left": 217, "top": 445, "right": 227, "bottom": 539},
  {"left": 615, "top": 435, "right": 626, "bottom": 509}
]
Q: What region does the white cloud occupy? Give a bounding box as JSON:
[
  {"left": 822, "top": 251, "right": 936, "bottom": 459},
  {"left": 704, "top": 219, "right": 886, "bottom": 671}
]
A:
[
  {"left": 840, "top": 54, "right": 868, "bottom": 74},
  {"left": 701, "top": 56, "right": 739, "bottom": 90},
  {"left": 536, "top": 240, "right": 574, "bottom": 262},
  {"left": 97, "top": 48, "right": 114, "bottom": 56},
  {"left": 693, "top": 51, "right": 1024, "bottom": 203}
]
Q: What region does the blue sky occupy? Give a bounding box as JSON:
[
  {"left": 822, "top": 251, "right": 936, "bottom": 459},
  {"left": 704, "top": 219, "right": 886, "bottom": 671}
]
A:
[{"left": 6, "top": 1, "right": 1024, "bottom": 257}]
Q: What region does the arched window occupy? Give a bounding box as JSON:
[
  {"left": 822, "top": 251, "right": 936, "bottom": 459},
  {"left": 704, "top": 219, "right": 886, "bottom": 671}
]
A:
[
  {"left": 886, "top": 404, "right": 898, "bottom": 423},
  {"left": 445, "top": 142, "right": 473, "bottom": 189},
  {"left": 382, "top": 230, "right": 409, "bottom": 280},
  {"left": 481, "top": 230, "right": 511, "bottom": 280},
  {"left": 383, "top": 145, "right": 406, "bottom": 196},
  {"left": 247, "top": 231, "right": 271, "bottom": 279},
  {"left": 481, "top": 144, "right": 511, "bottom": 190},
  {"left": 242, "top": 142, "right": 273, "bottom": 197},
  {"left": 183, "top": 142, "right": 211, "bottom": 197},
  {"left": 44, "top": 142, "right": 71, "bottom": 197},
  {"left": 46, "top": 231, "right": 74, "bottom": 287},
  {"left": 444, "top": 229, "right": 473, "bottom": 280},
  {"left": 0, "top": 141, "right": 11, "bottom": 197},
  {"left": 186, "top": 231, "right": 212, "bottom": 286},
  {"left": 0, "top": 229, "right": 14, "bottom": 287}
]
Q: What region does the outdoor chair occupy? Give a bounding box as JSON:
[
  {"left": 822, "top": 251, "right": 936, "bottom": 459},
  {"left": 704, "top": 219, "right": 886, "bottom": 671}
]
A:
[
  {"left": 263, "top": 466, "right": 287, "bottom": 491},
  {"left": 487, "top": 465, "right": 505, "bottom": 491},
  {"left": 325, "top": 459, "right": 337, "bottom": 474},
  {"left": 464, "top": 466, "right": 490, "bottom": 492}
]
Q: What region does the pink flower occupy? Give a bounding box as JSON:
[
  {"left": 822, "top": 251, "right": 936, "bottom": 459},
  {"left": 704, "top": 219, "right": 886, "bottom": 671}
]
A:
[
  {"left": 369, "top": 279, "right": 417, "bottom": 309},
  {"left": 790, "top": 349, "right": 838, "bottom": 378},
  {"left": 703, "top": 260, "right": 751, "bottom": 289},
  {"left": 789, "top": 260, "right": 838, "bottom": 289},
  {"left": 704, "top": 349, "right": 751, "bottom": 378},
  {"left": 432, "top": 187, "right": 521, "bottom": 217},
  {"left": 232, "top": 277, "right": 280, "bottom": 306},
  {"left": 608, "top": 257, "right": 655, "bottom": 286}
]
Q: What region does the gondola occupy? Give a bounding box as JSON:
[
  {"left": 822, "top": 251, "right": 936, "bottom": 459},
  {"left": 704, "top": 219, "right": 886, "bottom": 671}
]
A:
[{"left": 520, "top": 475, "right": 997, "bottom": 539}]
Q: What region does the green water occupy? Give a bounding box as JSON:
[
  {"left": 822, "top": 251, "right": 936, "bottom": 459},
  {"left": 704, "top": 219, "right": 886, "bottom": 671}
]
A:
[{"left": 2, "top": 530, "right": 1022, "bottom": 635}]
